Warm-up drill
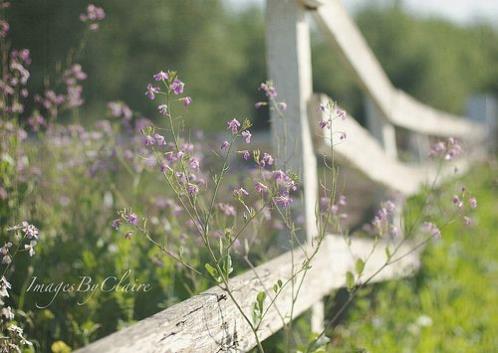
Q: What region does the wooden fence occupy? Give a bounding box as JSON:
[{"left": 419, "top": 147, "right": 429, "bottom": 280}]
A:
[{"left": 75, "top": 1, "right": 487, "bottom": 352}]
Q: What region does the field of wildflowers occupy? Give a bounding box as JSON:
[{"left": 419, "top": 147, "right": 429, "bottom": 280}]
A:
[{"left": 0, "top": 2, "right": 494, "bottom": 353}]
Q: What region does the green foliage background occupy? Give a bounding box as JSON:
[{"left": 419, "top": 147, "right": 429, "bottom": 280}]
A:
[
  {"left": 6, "top": 0, "right": 498, "bottom": 130},
  {"left": 327, "top": 162, "right": 498, "bottom": 353}
]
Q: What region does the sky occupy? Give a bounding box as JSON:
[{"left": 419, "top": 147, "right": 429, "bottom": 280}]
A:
[{"left": 226, "top": 0, "right": 498, "bottom": 26}]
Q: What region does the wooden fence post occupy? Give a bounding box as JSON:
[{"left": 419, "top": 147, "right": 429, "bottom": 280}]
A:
[
  {"left": 364, "top": 97, "right": 397, "bottom": 159},
  {"left": 364, "top": 96, "right": 404, "bottom": 234},
  {"left": 265, "top": 0, "right": 323, "bottom": 332},
  {"left": 466, "top": 94, "right": 497, "bottom": 153}
]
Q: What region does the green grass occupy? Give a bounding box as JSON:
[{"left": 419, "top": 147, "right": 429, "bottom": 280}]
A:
[{"left": 328, "top": 161, "right": 498, "bottom": 352}]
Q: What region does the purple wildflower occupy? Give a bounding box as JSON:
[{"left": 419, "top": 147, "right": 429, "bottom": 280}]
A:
[
  {"left": 241, "top": 130, "right": 252, "bottom": 144},
  {"left": 0, "top": 20, "right": 9, "bottom": 38},
  {"left": 463, "top": 216, "right": 473, "bottom": 226},
  {"left": 274, "top": 194, "right": 292, "bottom": 208},
  {"left": 153, "top": 71, "right": 168, "bottom": 81},
  {"left": 233, "top": 187, "right": 249, "bottom": 198},
  {"left": 170, "top": 79, "right": 184, "bottom": 95},
  {"left": 254, "top": 182, "right": 268, "bottom": 193},
  {"left": 445, "top": 138, "right": 462, "bottom": 160},
  {"left": 423, "top": 222, "right": 441, "bottom": 239},
  {"left": 259, "top": 81, "right": 277, "bottom": 98},
  {"left": 261, "top": 153, "right": 274, "bottom": 167},
  {"left": 469, "top": 197, "right": 477, "bottom": 209},
  {"left": 452, "top": 195, "right": 463, "bottom": 208},
  {"left": 145, "top": 84, "right": 160, "bottom": 100},
  {"left": 21, "top": 222, "right": 39, "bottom": 240},
  {"left": 154, "top": 133, "right": 166, "bottom": 146},
  {"left": 221, "top": 141, "right": 230, "bottom": 150},
  {"left": 126, "top": 213, "right": 138, "bottom": 225},
  {"left": 144, "top": 135, "right": 155, "bottom": 146},
  {"left": 272, "top": 170, "right": 286, "bottom": 181},
  {"left": 319, "top": 119, "right": 331, "bottom": 129},
  {"left": 112, "top": 219, "right": 121, "bottom": 230},
  {"left": 339, "top": 195, "right": 347, "bottom": 206},
  {"left": 189, "top": 157, "right": 200, "bottom": 170},
  {"left": 227, "top": 118, "right": 241, "bottom": 134},
  {"left": 241, "top": 150, "right": 251, "bottom": 160},
  {"left": 335, "top": 107, "right": 346, "bottom": 120},
  {"left": 181, "top": 96, "right": 192, "bottom": 107},
  {"left": 158, "top": 104, "right": 168, "bottom": 115},
  {"left": 187, "top": 183, "right": 199, "bottom": 196}
]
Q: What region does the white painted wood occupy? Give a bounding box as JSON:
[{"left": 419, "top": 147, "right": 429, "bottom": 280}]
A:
[
  {"left": 365, "top": 97, "right": 397, "bottom": 159},
  {"left": 466, "top": 94, "right": 497, "bottom": 152},
  {"left": 392, "top": 90, "right": 484, "bottom": 139},
  {"left": 300, "top": 0, "right": 326, "bottom": 9},
  {"left": 310, "top": 94, "right": 471, "bottom": 196},
  {"left": 266, "top": 0, "right": 322, "bottom": 332},
  {"left": 311, "top": 0, "right": 485, "bottom": 141},
  {"left": 74, "top": 235, "right": 420, "bottom": 353}
]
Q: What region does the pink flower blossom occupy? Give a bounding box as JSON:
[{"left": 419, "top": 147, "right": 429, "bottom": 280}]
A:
[
  {"left": 227, "top": 118, "right": 241, "bottom": 134},
  {"left": 126, "top": 213, "right": 138, "bottom": 225},
  {"left": 233, "top": 187, "right": 249, "bottom": 198},
  {"left": 452, "top": 195, "right": 463, "bottom": 208},
  {"left": 154, "top": 133, "right": 166, "bottom": 146},
  {"left": 187, "top": 183, "right": 199, "bottom": 196},
  {"left": 469, "top": 197, "right": 477, "bottom": 209},
  {"left": 158, "top": 104, "right": 168, "bottom": 115},
  {"left": 181, "top": 96, "right": 192, "bottom": 107},
  {"left": 241, "top": 130, "right": 252, "bottom": 143},
  {"left": 221, "top": 141, "right": 230, "bottom": 150},
  {"left": 189, "top": 157, "right": 200, "bottom": 170},
  {"left": 170, "top": 79, "right": 184, "bottom": 95},
  {"left": 0, "top": 20, "right": 9, "bottom": 38},
  {"left": 145, "top": 84, "right": 160, "bottom": 100},
  {"left": 272, "top": 170, "right": 286, "bottom": 181},
  {"left": 144, "top": 135, "right": 155, "bottom": 146},
  {"left": 261, "top": 153, "right": 274, "bottom": 167},
  {"left": 335, "top": 107, "right": 346, "bottom": 120},
  {"left": 239, "top": 150, "right": 251, "bottom": 160},
  {"left": 153, "top": 71, "right": 168, "bottom": 81},
  {"left": 259, "top": 81, "right": 277, "bottom": 98},
  {"left": 423, "top": 222, "right": 441, "bottom": 239},
  {"left": 254, "top": 182, "right": 268, "bottom": 193},
  {"left": 274, "top": 194, "right": 292, "bottom": 208},
  {"left": 339, "top": 195, "right": 347, "bottom": 206},
  {"left": 463, "top": 216, "right": 473, "bottom": 226},
  {"left": 319, "top": 119, "right": 331, "bottom": 129}
]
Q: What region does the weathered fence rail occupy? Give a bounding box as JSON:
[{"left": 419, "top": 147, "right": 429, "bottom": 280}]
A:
[
  {"left": 75, "top": 0, "right": 488, "bottom": 352},
  {"left": 75, "top": 236, "right": 420, "bottom": 353}
]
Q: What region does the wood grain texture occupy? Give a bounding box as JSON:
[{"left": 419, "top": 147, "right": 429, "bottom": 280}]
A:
[
  {"left": 310, "top": 94, "right": 471, "bottom": 196},
  {"left": 74, "top": 235, "right": 419, "bottom": 353},
  {"left": 311, "top": 0, "right": 485, "bottom": 140},
  {"left": 266, "top": 0, "right": 323, "bottom": 331}
]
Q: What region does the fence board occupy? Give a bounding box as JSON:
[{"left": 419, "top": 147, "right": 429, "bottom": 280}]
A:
[
  {"left": 311, "top": 0, "right": 485, "bottom": 140},
  {"left": 74, "top": 235, "right": 419, "bottom": 353},
  {"left": 309, "top": 94, "right": 470, "bottom": 196}
]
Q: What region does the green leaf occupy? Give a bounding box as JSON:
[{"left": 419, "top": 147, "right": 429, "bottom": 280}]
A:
[
  {"left": 205, "top": 263, "right": 220, "bottom": 282},
  {"left": 385, "top": 245, "right": 392, "bottom": 260},
  {"left": 355, "top": 258, "right": 365, "bottom": 276},
  {"left": 256, "top": 291, "right": 266, "bottom": 313},
  {"left": 346, "top": 271, "right": 355, "bottom": 291}
]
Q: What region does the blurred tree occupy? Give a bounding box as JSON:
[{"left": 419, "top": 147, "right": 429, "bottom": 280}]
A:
[
  {"left": 311, "top": 3, "right": 498, "bottom": 122},
  {"left": 5, "top": 1, "right": 497, "bottom": 130}
]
